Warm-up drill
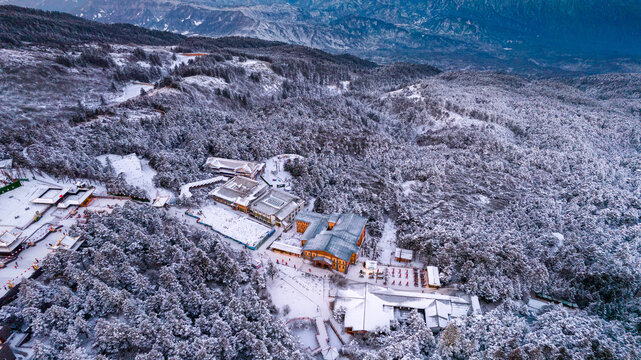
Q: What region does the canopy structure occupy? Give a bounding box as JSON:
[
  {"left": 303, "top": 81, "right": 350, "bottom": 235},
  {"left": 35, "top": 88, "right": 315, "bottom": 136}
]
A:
[{"left": 312, "top": 256, "right": 333, "bottom": 266}]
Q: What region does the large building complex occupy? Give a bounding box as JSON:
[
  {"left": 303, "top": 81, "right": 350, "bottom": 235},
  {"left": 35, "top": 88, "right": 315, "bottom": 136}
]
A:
[
  {"left": 210, "top": 176, "right": 303, "bottom": 229},
  {"left": 295, "top": 211, "right": 367, "bottom": 273},
  {"left": 334, "top": 283, "right": 481, "bottom": 333},
  {"left": 210, "top": 176, "right": 268, "bottom": 213},
  {"left": 250, "top": 188, "right": 304, "bottom": 229},
  {"left": 205, "top": 157, "right": 265, "bottom": 180}
]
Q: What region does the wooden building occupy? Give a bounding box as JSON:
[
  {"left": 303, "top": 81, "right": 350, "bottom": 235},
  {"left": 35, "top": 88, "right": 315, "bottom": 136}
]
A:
[
  {"left": 209, "top": 176, "right": 267, "bottom": 213},
  {"left": 250, "top": 188, "right": 304, "bottom": 229},
  {"left": 295, "top": 211, "right": 367, "bottom": 273},
  {"left": 205, "top": 157, "right": 265, "bottom": 180}
]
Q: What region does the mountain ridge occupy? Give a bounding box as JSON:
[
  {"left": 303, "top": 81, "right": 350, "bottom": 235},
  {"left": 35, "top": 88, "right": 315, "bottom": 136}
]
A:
[{"left": 4, "top": 0, "right": 641, "bottom": 73}]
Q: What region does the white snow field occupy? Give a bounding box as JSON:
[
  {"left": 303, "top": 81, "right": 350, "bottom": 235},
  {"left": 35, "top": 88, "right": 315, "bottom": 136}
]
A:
[
  {"left": 377, "top": 218, "right": 397, "bottom": 265},
  {"left": 97, "top": 153, "right": 172, "bottom": 201},
  {"left": 263, "top": 154, "right": 303, "bottom": 190},
  {"left": 112, "top": 82, "right": 154, "bottom": 103},
  {"left": 189, "top": 205, "right": 273, "bottom": 249}
]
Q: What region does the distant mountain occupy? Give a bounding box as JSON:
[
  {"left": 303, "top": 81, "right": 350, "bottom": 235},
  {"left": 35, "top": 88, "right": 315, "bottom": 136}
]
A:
[{"left": 4, "top": 0, "right": 641, "bottom": 73}]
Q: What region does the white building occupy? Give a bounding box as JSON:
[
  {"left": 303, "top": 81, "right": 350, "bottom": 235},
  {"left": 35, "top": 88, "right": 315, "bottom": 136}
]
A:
[
  {"left": 334, "top": 283, "right": 481, "bottom": 333},
  {"left": 250, "top": 188, "right": 304, "bottom": 229},
  {"left": 427, "top": 266, "right": 441, "bottom": 288},
  {"left": 31, "top": 186, "right": 69, "bottom": 205},
  {"left": 395, "top": 247, "right": 413, "bottom": 262},
  {"left": 57, "top": 187, "right": 95, "bottom": 208},
  {"left": 205, "top": 157, "right": 265, "bottom": 180},
  {"left": 0, "top": 228, "right": 23, "bottom": 255},
  {"left": 209, "top": 176, "right": 268, "bottom": 212}
]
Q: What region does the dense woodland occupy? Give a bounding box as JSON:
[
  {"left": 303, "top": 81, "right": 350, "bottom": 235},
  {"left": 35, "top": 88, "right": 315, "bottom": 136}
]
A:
[
  {"left": 2, "top": 204, "right": 306, "bottom": 359},
  {"left": 0, "top": 5, "right": 640, "bottom": 359}
]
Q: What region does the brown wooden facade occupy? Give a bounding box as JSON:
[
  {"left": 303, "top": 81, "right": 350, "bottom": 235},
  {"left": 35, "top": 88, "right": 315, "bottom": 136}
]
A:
[{"left": 302, "top": 249, "right": 356, "bottom": 274}]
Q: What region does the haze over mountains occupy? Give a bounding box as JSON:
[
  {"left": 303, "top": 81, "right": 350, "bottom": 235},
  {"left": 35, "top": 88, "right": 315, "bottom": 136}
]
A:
[{"left": 4, "top": 0, "right": 641, "bottom": 73}]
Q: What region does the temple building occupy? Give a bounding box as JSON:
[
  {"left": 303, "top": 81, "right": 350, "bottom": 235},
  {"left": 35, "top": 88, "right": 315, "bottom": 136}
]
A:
[
  {"left": 250, "top": 188, "right": 304, "bottom": 229},
  {"left": 209, "top": 176, "right": 268, "bottom": 213},
  {"left": 295, "top": 211, "right": 367, "bottom": 273},
  {"left": 205, "top": 157, "right": 265, "bottom": 180}
]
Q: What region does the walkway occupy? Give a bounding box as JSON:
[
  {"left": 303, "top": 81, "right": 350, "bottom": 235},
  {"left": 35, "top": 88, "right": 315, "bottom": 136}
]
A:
[{"left": 179, "top": 176, "right": 227, "bottom": 199}]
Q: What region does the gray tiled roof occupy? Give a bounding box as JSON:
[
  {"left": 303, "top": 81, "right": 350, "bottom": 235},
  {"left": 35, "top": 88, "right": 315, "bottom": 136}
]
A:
[
  {"left": 251, "top": 189, "right": 301, "bottom": 220},
  {"left": 297, "top": 211, "right": 367, "bottom": 263},
  {"left": 304, "top": 232, "right": 360, "bottom": 263},
  {"left": 332, "top": 213, "right": 367, "bottom": 239},
  {"left": 210, "top": 176, "right": 267, "bottom": 206}
]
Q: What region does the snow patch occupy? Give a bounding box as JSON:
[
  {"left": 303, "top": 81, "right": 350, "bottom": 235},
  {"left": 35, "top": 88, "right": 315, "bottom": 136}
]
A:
[
  {"left": 182, "top": 75, "right": 228, "bottom": 88},
  {"left": 377, "top": 219, "right": 397, "bottom": 265},
  {"left": 263, "top": 154, "right": 303, "bottom": 191},
  {"left": 96, "top": 153, "right": 168, "bottom": 199},
  {"left": 112, "top": 83, "right": 154, "bottom": 103}
]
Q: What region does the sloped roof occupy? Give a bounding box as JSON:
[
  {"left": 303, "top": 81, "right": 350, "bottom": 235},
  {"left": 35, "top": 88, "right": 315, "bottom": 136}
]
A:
[
  {"left": 251, "top": 188, "right": 301, "bottom": 220},
  {"left": 304, "top": 232, "right": 360, "bottom": 263},
  {"left": 298, "top": 211, "right": 367, "bottom": 262},
  {"left": 270, "top": 241, "right": 302, "bottom": 255},
  {"left": 332, "top": 213, "right": 367, "bottom": 239},
  {"left": 209, "top": 176, "right": 267, "bottom": 207},
  {"left": 205, "top": 157, "right": 264, "bottom": 174},
  {"left": 335, "top": 283, "right": 480, "bottom": 332}
]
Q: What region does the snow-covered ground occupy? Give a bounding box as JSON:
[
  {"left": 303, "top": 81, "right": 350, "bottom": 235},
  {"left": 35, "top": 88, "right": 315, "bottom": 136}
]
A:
[
  {"left": 400, "top": 180, "right": 420, "bottom": 196},
  {"left": 377, "top": 219, "right": 397, "bottom": 265},
  {"left": 111, "top": 83, "right": 154, "bottom": 103},
  {"left": 96, "top": 153, "right": 172, "bottom": 201},
  {"left": 268, "top": 265, "right": 324, "bottom": 319},
  {"left": 189, "top": 205, "right": 273, "bottom": 249},
  {"left": 289, "top": 320, "right": 320, "bottom": 352},
  {"left": 182, "top": 75, "right": 227, "bottom": 88},
  {"left": 84, "top": 197, "right": 129, "bottom": 213},
  {"left": 230, "top": 58, "right": 284, "bottom": 95},
  {"left": 263, "top": 154, "right": 303, "bottom": 190}
]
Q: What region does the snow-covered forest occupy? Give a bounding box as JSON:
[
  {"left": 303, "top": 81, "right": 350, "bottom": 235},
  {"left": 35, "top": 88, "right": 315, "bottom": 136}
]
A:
[
  {"left": 2, "top": 204, "right": 306, "bottom": 359},
  {"left": 0, "top": 5, "right": 640, "bottom": 359}
]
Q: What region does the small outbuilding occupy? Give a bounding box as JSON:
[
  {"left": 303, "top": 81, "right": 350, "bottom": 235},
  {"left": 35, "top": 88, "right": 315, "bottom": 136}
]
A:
[
  {"left": 395, "top": 248, "right": 413, "bottom": 262},
  {"left": 427, "top": 266, "right": 441, "bottom": 288}
]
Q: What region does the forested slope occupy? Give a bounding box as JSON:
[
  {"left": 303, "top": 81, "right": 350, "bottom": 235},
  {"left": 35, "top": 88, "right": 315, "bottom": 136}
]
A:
[
  {"left": 2, "top": 204, "right": 306, "bottom": 359},
  {"left": 0, "top": 6, "right": 639, "bottom": 359}
]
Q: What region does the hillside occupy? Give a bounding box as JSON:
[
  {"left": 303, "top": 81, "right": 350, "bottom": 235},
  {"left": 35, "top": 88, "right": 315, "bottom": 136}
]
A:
[
  {"left": 0, "top": 6, "right": 639, "bottom": 359},
  {"left": 3, "top": 0, "right": 641, "bottom": 73}
]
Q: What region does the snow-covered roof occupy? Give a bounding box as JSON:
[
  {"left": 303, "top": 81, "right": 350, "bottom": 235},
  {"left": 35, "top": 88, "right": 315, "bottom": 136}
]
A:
[
  {"left": 205, "top": 157, "right": 264, "bottom": 177},
  {"left": 335, "top": 283, "right": 480, "bottom": 332},
  {"left": 296, "top": 211, "right": 367, "bottom": 263},
  {"left": 332, "top": 213, "right": 367, "bottom": 239},
  {"left": 209, "top": 176, "right": 268, "bottom": 207},
  {"left": 305, "top": 232, "right": 360, "bottom": 263},
  {"left": 49, "top": 235, "right": 84, "bottom": 251},
  {"left": 251, "top": 188, "right": 302, "bottom": 220},
  {"left": 0, "top": 229, "right": 22, "bottom": 253},
  {"left": 395, "top": 247, "right": 413, "bottom": 261},
  {"left": 427, "top": 266, "right": 441, "bottom": 287},
  {"left": 57, "top": 187, "right": 95, "bottom": 209},
  {"left": 270, "top": 241, "right": 303, "bottom": 255},
  {"left": 31, "top": 187, "right": 69, "bottom": 205}
]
